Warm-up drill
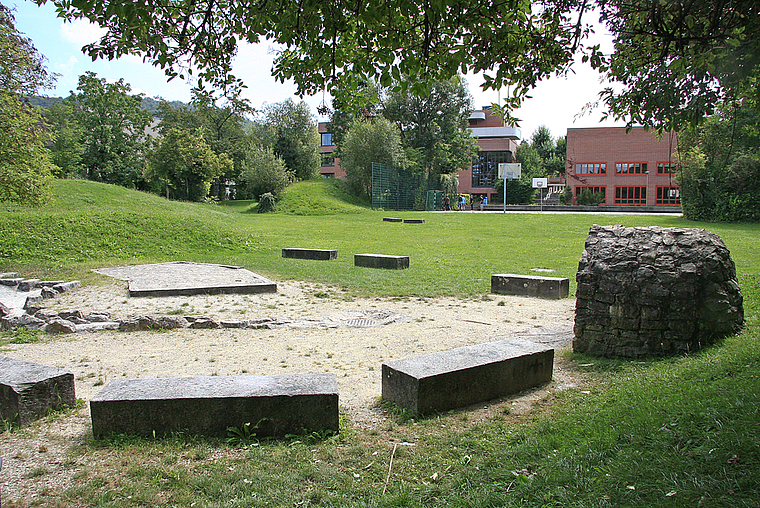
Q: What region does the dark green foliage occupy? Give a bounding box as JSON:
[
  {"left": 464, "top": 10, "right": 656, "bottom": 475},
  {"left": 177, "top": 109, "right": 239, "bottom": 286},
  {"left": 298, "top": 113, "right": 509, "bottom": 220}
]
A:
[
  {"left": 238, "top": 145, "right": 291, "bottom": 199},
  {"left": 257, "top": 193, "right": 276, "bottom": 213},
  {"left": 597, "top": 0, "right": 760, "bottom": 131},
  {"left": 65, "top": 71, "right": 152, "bottom": 188},
  {"left": 493, "top": 178, "right": 533, "bottom": 204},
  {"left": 0, "top": 4, "right": 54, "bottom": 205},
  {"left": 576, "top": 188, "right": 605, "bottom": 206},
  {"left": 678, "top": 102, "right": 760, "bottom": 222}
]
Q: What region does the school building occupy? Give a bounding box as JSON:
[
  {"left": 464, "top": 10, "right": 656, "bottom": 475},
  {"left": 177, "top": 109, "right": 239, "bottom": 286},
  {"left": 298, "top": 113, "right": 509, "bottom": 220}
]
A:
[{"left": 565, "top": 126, "right": 680, "bottom": 206}]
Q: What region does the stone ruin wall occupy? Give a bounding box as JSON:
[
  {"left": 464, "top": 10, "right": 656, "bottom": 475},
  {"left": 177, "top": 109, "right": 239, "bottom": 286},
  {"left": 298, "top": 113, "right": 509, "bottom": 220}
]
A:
[{"left": 573, "top": 225, "right": 744, "bottom": 358}]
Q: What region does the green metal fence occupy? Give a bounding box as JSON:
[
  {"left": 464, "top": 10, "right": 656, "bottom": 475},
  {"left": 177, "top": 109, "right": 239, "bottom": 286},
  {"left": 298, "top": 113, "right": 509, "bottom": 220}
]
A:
[{"left": 371, "top": 162, "right": 433, "bottom": 211}]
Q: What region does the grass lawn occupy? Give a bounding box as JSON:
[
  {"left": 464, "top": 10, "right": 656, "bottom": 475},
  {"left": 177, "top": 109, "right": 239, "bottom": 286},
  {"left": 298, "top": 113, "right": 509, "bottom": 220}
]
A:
[{"left": 1, "top": 179, "right": 759, "bottom": 507}]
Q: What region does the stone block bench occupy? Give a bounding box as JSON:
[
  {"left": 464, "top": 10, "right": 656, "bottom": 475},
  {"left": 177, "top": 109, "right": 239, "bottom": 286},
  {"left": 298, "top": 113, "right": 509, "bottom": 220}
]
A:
[
  {"left": 403, "top": 219, "right": 425, "bottom": 224},
  {"left": 0, "top": 357, "right": 76, "bottom": 427},
  {"left": 282, "top": 248, "right": 338, "bottom": 261},
  {"left": 355, "top": 254, "right": 410, "bottom": 270},
  {"left": 382, "top": 339, "right": 554, "bottom": 415},
  {"left": 383, "top": 217, "right": 403, "bottom": 222},
  {"left": 90, "top": 373, "right": 339, "bottom": 439},
  {"left": 491, "top": 274, "right": 569, "bottom": 299}
]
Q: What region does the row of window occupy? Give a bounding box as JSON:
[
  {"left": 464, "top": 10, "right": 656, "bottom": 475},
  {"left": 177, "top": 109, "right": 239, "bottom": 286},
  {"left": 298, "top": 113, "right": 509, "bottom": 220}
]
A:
[
  {"left": 575, "top": 161, "right": 678, "bottom": 176},
  {"left": 472, "top": 151, "right": 512, "bottom": 187},
  {"left": 575, "top": 186, "right": 681, "bottom": 205}
]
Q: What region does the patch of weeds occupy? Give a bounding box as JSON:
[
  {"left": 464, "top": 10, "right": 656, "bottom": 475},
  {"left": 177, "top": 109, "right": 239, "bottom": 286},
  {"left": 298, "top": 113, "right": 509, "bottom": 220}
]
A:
[
  {"left": 226, "top": 419, "right": 267, "bottom": 447},
  {"left": 481, "top": 295, "right": 494, "bottom": 301},
  {"left": 2, "top": 328, "right": 45, "bottom": 345},
  {"left": 26, "top": 467, "right": 48, "bottom": 478},
  {"left": 497, "top": 301, "right": 507, "bottom": 306},
  {"left": 313, "top": 291, "right": 330, "bottom": 298},
  {"left": 380, "top": 399, "right": 415, "bottom": 424},
  {"left": 93, "top": 376, "right": 105, "bottom": 386}
]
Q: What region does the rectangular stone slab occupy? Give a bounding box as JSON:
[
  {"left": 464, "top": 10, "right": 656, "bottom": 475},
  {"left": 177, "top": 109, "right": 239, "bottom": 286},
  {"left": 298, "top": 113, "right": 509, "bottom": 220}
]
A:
[
  {"left": 355, "top": 254, "right": 410, "bottom": 270},
  {"left": 382, "top": 339, "right": 554, "bottom": 415},
  {"left": 90, "top": 373, "right": 339, "bottom": 438},
  {"left": 491, "top": 273, "right": 569, "bottom": 299},
  {"left": 0, "top": 357, "right": 75, "bottom": 427},
  {"left": 282, "top": 248, "right": 338, "bottom": 261}
]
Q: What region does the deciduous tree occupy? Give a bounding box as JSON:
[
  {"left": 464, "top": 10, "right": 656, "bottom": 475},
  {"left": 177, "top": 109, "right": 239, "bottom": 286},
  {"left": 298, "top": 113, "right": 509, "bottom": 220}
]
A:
[
  {"left": 256, "top": 99, "right": 320, "bottom": 181},
  {"left": 40, "top": 0, "right": 589, "bottom": 122},
  {"left": 596, "top": 0, "right": 760, "bottom": 131},
  {"left": 0, "top": 3, "right": 55, "bottom": 204},
  {"left": 66, "top": 71, "right": 152, "bottom": 187},
  {"left": 144, "top": 127, "right": 232, "bottom": 201},
  {"left": 338, "top": 117, "right": 406, "bottom": 197}
]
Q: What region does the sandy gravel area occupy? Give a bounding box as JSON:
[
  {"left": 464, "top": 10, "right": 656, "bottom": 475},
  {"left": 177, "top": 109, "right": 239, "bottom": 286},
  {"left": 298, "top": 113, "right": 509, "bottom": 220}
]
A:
[{"left": 1, "top": 279, "right": 576, "bottom": 503}]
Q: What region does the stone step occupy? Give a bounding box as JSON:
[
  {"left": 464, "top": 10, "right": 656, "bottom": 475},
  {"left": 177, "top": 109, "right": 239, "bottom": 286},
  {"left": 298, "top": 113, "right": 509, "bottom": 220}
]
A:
[
  {"left": 354, "top": 254, "right": 410, "bottom": 270},
  {"left": 382, "top": 339, "right": 554, "bottom": 415},
  {"left": 0, "top": 357, "right": 76, "bottom": 427},
  {"left": 90, "top": 373, "right": 339, "bottom": 438},
  {"left": 282, "top": 248, "right": 338, "bottom": 260},
  {"left": 491, "top": 273, "right": 569, "bottom": 299}
]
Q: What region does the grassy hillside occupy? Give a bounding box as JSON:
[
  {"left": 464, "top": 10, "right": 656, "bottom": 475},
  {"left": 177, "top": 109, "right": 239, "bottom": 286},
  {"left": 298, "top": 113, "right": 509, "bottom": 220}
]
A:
[{"left": 2, "top": 179, "right": 759, "bottom": 297}]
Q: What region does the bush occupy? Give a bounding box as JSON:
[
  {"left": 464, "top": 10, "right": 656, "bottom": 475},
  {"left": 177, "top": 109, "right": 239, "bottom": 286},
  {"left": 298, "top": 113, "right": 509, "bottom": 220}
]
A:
[
  {"left": 239, "top": 145, "right": 291, "bottom": 200},
  {"left": 257, "top": 192, "right": 276, "bottom": 213}
]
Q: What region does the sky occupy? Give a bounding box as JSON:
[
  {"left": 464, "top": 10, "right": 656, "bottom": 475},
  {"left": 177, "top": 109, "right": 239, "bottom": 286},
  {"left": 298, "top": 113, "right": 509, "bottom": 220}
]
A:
[{"left": 10, "top": 0, "right": 624, "bottom": 141}]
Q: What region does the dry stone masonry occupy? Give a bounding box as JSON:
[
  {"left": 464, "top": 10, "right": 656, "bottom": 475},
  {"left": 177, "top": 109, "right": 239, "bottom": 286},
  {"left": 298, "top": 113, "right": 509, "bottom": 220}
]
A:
[{"left": 573, "top": 225, "right": 744, "bottom": 358}]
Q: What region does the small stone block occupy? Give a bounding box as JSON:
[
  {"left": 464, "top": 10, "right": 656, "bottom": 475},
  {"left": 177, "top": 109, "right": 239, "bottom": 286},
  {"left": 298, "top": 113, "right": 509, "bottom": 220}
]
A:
[
  {"left": 354, "top": 254, "right": 410, "bottom": 270},
  {"left": 383, "top": 217, "right": 403, "bottom": 222},
  {"left": 282, "top": 248, "right": 338, "bottom": 261},
  {"left": 403, "top": 219, "right": 425, "bottom": 224},
  {"left": 0, "top": 357, "right": 76, "bottom": 427},
  {"left": 491, "top": 274, "right": 569, "bottom": 299},
  {"left": 382, "top": 339, "right": 554, "bottom": 415},
  {"left": 90, "top": 373, "right": 339, "bottom": 438}
]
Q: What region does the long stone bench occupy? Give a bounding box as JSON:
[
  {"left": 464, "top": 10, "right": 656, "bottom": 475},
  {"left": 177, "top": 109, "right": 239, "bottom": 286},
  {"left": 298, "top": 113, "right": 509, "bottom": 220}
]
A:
[
  {"left": 383, "top": 217, "right": 403, "bottom": 222},
  {"left": 90, "top": 373, "right": 339, "bottom": 438},
  {"left": 282, "top": 248, "right": 338, "bottom": 261},
  {"left": 491, "top": 273, "right": 569, "bottom": 299},
  {"left": 0, "top": 357, "right": 76, "bottom": 427},
  {"left": 355, "top": 254, "right": 410, "bottom": 270},
  {"left": 382, "top": 339, "right": 554, "bottom": 415},
  {"left": 403, "top": 219, "right": 425, "bottom": 224}
]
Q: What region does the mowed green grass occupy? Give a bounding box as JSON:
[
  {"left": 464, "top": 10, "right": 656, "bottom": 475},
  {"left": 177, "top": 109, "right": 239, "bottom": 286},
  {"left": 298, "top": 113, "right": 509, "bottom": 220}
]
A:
[
  {"left": 1, "top": 179, "right": 759, "bottom": 507},
  {"left": 2, "top": 179, "right": 758, "bottom": 297}
]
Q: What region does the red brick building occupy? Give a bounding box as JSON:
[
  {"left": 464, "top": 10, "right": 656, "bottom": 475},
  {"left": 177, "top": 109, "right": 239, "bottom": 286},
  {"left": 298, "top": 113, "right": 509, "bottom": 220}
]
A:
[
  {"left": 319, "top": 108, "right": 520, "bottom": 202},
  {"left": 565, "top": 127, "right": 680, "bottom": 206},
  {"left": 319, "top": 123, "right": 342, "bottom": 179}
]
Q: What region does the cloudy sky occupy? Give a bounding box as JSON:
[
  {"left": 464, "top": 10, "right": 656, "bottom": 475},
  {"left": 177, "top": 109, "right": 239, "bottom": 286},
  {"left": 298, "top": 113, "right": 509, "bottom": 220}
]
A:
[{"left": 11, "top": 0, "right": 624, "bottom": 141}]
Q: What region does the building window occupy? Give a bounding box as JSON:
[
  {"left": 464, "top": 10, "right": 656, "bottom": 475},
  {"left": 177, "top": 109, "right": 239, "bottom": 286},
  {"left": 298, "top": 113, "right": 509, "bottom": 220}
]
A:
[
  {"left": 657, "top": 162, "right": 678, "bottom": 174},
  {"left": 615, "top": 162, "right": 648, "bottom": 175},
  {"left": 322, "top": 173, "right": 335, "bottom": 179},
  {"left": 472, "top": 150, "right": 512, "bottom": 187},
  {"left": 574, "top": 186, "right": 606, "bottom": 204},
  {"left": 615, "top": 186, "right": 647, "bottom": 205},
  {"left": 321, "top": 133, "right": 334, "bottom": 146},
  {"left": 575, "top": 162, "right": 607, "bottom": 175},
  {"left": 656, "top": 186, "right": 681, "bottom": 205},
  {"left": 321, "top": 155, "right": 335, "bottom": 167}
]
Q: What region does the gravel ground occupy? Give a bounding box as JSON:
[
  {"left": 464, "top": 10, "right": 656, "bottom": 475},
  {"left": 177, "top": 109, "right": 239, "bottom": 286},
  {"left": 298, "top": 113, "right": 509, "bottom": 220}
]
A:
[{"left": 1, "top": 279, "right": 576, "bottom": 503}]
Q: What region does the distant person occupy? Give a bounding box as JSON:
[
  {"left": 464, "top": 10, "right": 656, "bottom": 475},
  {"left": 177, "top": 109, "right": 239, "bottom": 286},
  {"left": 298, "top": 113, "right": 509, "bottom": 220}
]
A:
[
  {"left": 480, "top": 195, "right": 487, "bottom": 210},
  {"left": 474, "top": 195, "right": 481, "bottom": 211},
  {"left": 458, "top": 195, "right": 466, "bottom": 210},
  {"left": 443, "top": 195, "right": 451, "bottom": 211}
]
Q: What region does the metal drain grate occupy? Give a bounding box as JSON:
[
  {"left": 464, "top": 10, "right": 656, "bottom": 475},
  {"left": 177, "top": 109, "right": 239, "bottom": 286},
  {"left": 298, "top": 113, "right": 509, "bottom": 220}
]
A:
[{"left": 344, "top": 318, "right": 380, "bottom": 328}]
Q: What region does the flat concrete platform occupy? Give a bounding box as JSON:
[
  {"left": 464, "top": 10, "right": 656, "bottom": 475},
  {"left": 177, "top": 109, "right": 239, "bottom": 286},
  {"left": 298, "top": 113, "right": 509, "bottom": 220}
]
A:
[
  {"left": 95, "top": 261, "right": 277, "bottom": 297},
  {"left": 1, "top": 356, "right": 76, "bottom": 426},
  {"left": 282, "top": 248, "right": 338, "bottom": 261},
  {"left": 491, "top": 274, "right": 569, "bottom": 299},
  {"left": 382, "top": 339, "right": 554, "bottom": 415},
  {"left": 90, "top": 373, "right": 339, "bottom": 438},
  {"left": 355, "top": 254, "right": 410, "bottom": 270}
]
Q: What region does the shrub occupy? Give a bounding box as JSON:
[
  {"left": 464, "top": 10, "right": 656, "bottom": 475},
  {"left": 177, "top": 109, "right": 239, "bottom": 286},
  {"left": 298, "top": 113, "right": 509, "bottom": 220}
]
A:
[{"left": 257, "top": 192, "right": 276, "bottom": 213}]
